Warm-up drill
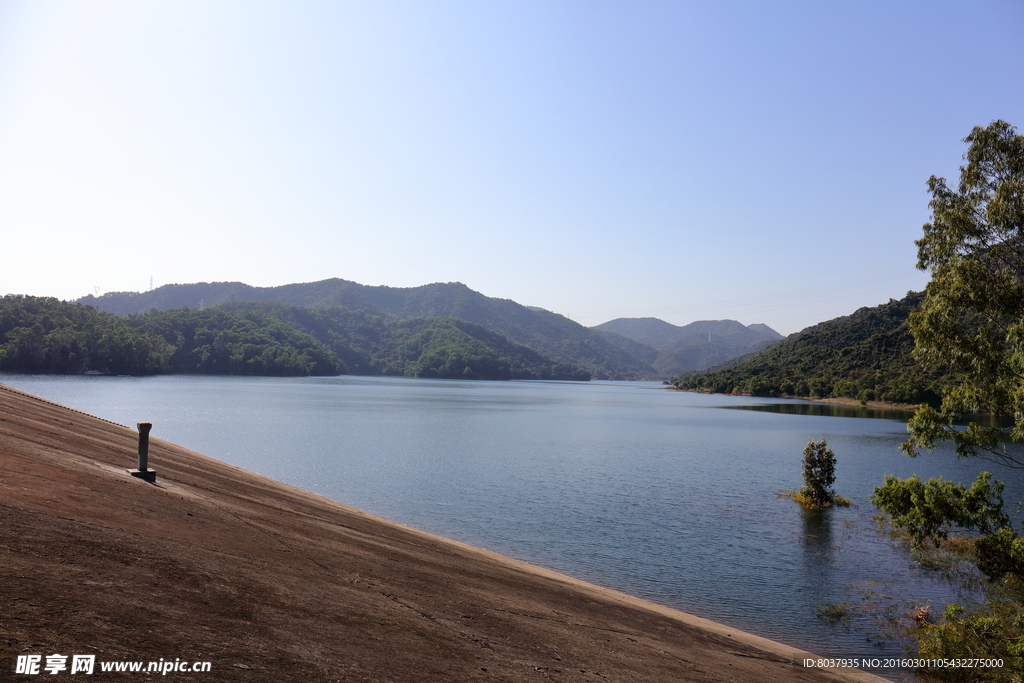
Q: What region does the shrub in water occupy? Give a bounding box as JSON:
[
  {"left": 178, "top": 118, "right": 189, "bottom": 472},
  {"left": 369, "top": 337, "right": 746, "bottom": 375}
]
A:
[{"left": 801, "top": 439, "right": 837, "bottom": 509}]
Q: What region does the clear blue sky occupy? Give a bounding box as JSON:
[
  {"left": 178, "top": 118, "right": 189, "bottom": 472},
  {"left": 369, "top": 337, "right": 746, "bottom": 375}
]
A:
[{"left": 1, "top": 1, "right": 1021, "bottom": 334}]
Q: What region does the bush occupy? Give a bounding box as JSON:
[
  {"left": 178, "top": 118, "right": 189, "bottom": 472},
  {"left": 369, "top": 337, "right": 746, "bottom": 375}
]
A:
[{"left": 873, "top": 470, "right": 1024, "bottom": 679}]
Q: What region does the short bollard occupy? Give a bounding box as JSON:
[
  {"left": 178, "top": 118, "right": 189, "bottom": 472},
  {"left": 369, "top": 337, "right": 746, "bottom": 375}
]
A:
[{"left": 127, "top": 422, "right": 157, "bottom": 483}]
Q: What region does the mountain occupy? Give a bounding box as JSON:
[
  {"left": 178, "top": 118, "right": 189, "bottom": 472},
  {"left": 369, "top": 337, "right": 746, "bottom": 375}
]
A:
[
  {"left": 80, "top": 280, "right": 656, "bottom": 380},
  {"left": 672, "top": 291, "right": 946, "bottom": 405},
  {"left": 590, "top": 317, "right": 783, "bottom": 376},
  {"left": 213, "top": 302, "right": 591, "bottom": 381},
  {"left": 1, "top": 295, "right": 589, "bottom": 380},
  {"left": 592, "top": 317, "right": 700, "bottom": 349},
  {"left": 588, "top": 329, "right": 660, "bottom": 366}
]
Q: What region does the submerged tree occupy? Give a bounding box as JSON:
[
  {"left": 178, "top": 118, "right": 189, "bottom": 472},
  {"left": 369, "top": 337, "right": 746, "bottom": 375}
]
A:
[{"left": 799, "top": 439, "right": 839, "bottom": 509}]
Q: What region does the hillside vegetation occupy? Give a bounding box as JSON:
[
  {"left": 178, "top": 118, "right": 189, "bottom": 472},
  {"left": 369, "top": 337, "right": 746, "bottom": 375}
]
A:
[
  {"left": 80, "top": 280, "right": 651, "bottom": 379},
  {"left": 134, "top": 306, "right": 342, "bottom": 376},
  {"left": 0, "top": 296, "right": 174, "bottom": 375},
  {"left": 672, "top": 292, "right": 947, "bottom": 405},
  {"left": 0, "top": 295, "right": 589, "bottom": 381},
  {"left": 0, "top": 296, "right": 341, "bottom": 377},
  {"left": 215, "top": 301, "right": 591, "bottom": 381}
]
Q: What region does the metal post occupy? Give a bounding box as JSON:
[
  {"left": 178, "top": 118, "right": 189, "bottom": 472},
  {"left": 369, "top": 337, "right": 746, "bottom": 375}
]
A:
[
  {"left": 137, "top": 422, "right": 152, "bottom": 471},
  {"left": 128, "top": 422, "right": 157, "bottom": 483}
]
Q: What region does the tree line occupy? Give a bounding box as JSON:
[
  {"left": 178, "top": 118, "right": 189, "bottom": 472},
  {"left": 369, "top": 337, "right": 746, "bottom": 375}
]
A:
[
  {"left": 0, "top": 296, "right": 173, "bottom": 375},
  {"left": 0, "top": 296, "right": 341, "bottom": 377},
  {"left": 0, "top": 296, "right": 590, "bottom": 381}
]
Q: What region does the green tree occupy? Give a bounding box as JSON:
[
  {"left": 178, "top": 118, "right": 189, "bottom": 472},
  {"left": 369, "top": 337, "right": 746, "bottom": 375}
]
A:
[
  {"left": 862, "top": 122, "right": 1024, "bottom": 678},
  {"left": 872, "top": 472, "right": 1024, "bottom": 679},
  {"left": 800, "top": 440, "right": 837, "bottom": 508},
  {"left": 903, "top": 120, "right": 1024, "bottom": 467},
  {"left": 871, "top": 471, "right": 1010, "bottom": 547}
]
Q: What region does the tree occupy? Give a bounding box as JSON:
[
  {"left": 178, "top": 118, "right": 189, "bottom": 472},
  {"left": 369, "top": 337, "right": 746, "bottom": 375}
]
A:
[
  {"left": 872, "top": 471, "right": 1024, "bottom": 677},
  {"left": 800, "top": 439, "right": 837, "bottom": 508},
  {"left": 903, "top": 120, "right": 1024, "bottom": 467},
  {"left": 868, "top": 122, "right": 1024, "bottom": 678},
  {"left": 871, "top": 471, "right": 1010, "bottom": 547}
]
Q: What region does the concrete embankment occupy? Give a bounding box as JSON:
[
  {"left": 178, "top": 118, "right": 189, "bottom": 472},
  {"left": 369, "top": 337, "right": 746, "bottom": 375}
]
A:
[{"left": 0, "top": 383, "right": 885, "bottom": 682}]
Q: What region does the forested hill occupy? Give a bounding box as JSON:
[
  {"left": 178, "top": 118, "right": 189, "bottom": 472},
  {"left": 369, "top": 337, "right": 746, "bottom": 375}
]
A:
[
  {"left": 79, "top": 280, "right": 654, "bottom": 379},
  {"left": 0, "top": 296, "right": 590, "bottom": 381},
  {"left": 591, "top": 317, "right": 783, "bottom": 377},
  {"left": 672, "top": 292, "right": 947, "bottom": 405},
  {"left": 0, "top": 296, "right": 339, "bottom": 377},
  {"left": 214, "top": 302, "right": 591, "bottom": 381}
]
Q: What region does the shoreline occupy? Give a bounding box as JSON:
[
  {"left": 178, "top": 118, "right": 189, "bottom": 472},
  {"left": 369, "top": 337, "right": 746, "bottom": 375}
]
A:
[
  {"left": 1, "top": 382, "right": 887, "bottom": 682},
  {"left": 804, "top": 396, "right": 919, "bottom": 412}
]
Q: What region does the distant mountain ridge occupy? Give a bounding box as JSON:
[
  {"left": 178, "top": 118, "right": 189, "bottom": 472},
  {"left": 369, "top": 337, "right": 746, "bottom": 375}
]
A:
[
  {"left": 590, "top": 317, "right": 783, "bottom": 376},
  {"left": 80, "top": 280, "right": 655, "bottom": 380}
]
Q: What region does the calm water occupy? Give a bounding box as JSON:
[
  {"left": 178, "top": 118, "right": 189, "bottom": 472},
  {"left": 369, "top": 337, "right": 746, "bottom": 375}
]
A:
[{"left": 5, "top": 374, "right": 1022, "bottom": 677}]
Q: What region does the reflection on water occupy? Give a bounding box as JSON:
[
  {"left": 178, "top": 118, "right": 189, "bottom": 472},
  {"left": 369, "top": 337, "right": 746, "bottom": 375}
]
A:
[
  {"left": 730, "top": 400, "right": 1012, "bottom": 428},
  {"left": 798, "top": 508, "right": 839, "bottom": 624},
  {"left": 732, "top": 402, "right": 911, "bottom": 421},
  {"left": 800, "top": 508, "right": 836, "bottom": 561}
]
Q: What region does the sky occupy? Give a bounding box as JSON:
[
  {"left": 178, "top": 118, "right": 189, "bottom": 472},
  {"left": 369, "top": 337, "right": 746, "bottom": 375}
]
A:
[{"left": 0, "top": 1, "right": 1021, "bottom": 335}]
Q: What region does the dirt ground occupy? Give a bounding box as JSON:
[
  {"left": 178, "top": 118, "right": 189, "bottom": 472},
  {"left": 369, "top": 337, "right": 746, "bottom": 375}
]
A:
[{"left": 1, "top": 382, "right": 886, "bottom": 682}]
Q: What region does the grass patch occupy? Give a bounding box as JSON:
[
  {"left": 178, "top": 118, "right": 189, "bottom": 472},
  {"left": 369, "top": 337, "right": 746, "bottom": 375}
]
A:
[
  {"left": 816, "top": 602, "right": 850, "bottom": 623},
  {"left": 778, "top": 489, "right": 852, "bottom": 509}
]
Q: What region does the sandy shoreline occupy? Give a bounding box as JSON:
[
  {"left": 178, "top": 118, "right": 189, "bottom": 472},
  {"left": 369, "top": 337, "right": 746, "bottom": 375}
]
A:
[
  {"left": 804, "top": 397, "right": 919, "bottom": 412},
  {"left": 1, "top": 382, "right": 887, "bottom": 682}
]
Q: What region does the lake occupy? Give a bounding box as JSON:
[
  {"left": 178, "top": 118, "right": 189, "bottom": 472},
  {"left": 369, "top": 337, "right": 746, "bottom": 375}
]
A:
[{"left": 4, "top": 373, "right": 1020, "bottom": 677}]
